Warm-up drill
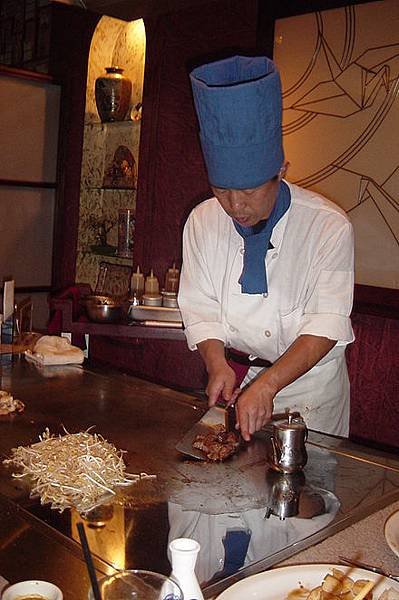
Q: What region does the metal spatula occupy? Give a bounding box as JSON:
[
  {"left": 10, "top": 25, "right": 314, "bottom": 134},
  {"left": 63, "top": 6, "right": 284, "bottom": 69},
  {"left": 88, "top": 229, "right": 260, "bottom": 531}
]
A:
[{"left": 175, "top": 400, "right": 236, "bottom": 460}]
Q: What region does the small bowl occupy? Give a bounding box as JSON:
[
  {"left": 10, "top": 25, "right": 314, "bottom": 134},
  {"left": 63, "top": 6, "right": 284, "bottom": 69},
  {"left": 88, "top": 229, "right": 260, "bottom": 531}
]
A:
[
  {"left": 82, "top": 294, "right": 126, "bottom": 324},
  {"left": 2, "top": 580, "right": 63, "bottom": 600}
]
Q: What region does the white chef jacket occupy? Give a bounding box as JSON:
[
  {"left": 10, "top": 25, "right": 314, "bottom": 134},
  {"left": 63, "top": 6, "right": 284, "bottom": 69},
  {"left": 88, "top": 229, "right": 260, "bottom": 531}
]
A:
[{"left": 178, "top": 181, "right": 355, "bottom": 436}]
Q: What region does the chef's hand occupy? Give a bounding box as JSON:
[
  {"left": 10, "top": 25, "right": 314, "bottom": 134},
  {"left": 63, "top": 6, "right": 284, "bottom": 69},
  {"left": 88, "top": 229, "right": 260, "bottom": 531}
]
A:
[
  {"left": 235, "top": 379, "right": 277, "bottom": 441},
  {"left": 234, "top": 335, "right": 338, "bottom": 440},
  {"left": 197, "top": 339, "right": 240, "bottom": 407},
  {"left": 206, "top": 362, "right": 238, "bottom": 406}
]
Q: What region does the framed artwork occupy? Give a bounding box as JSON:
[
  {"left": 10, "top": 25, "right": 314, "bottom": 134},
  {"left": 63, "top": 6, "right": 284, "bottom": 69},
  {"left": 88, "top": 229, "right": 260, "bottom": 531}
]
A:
[
  {"left": 274, "top": 0, "right": 399, "bottom": 290},
  {"left": 95, "top": 262, "right": 133, "bottom": 297}
]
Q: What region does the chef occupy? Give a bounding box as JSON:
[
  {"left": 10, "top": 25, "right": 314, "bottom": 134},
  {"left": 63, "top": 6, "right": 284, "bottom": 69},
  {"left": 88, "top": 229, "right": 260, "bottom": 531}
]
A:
[{"left": 178, "top": 55, "right": 354, "bottom": 441}]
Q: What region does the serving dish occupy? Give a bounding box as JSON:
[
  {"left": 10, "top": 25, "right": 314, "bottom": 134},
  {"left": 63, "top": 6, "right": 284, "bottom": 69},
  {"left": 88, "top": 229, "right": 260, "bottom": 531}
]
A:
[
  {"left": 129, "top": 305, "right": 182, "bottom": 323},
  {"left": 215, "top": 563, "right": 399, "bottom": 600},
  {"left": 385, "top": 509, "right": 399, "bottom": 558}
]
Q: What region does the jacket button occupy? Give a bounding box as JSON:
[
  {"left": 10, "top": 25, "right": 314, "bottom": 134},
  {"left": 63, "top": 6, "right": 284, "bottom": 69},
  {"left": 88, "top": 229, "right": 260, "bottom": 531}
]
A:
[
  {"left": 229, "top": 325, "right": 237, "bottom": 332},
  {"left": 263, "top": 292, "right": 268, "bottom": 298},
  {"left": 272, "top": 252, "right": 278, "bottom": 259},
  {"left": 240, "top": 247, "right": 245, "bottom": 255},
  {"left": 264, "top": 330, "right": 271, "bottom": 337}
]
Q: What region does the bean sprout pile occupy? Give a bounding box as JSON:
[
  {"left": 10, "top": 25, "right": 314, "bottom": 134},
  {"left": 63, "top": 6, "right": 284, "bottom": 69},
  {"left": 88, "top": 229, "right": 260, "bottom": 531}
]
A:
[{"left": 3, "top": 428, "right": 155, "bottom": 514}]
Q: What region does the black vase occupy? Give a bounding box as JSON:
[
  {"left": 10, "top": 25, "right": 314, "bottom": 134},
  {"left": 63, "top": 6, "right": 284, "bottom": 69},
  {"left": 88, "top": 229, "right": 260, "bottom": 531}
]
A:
[{"left": 95, "top": 66, "right": 132, "bottom": 122}]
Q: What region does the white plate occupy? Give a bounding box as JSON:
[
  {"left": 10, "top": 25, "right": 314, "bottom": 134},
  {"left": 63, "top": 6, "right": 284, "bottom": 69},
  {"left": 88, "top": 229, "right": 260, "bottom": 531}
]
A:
[
  {"left": 385, "top": 510, "right": 399, "bottom": 558},
  {"left": 216, "top": 564, "right": 399, "bottom": 600}
]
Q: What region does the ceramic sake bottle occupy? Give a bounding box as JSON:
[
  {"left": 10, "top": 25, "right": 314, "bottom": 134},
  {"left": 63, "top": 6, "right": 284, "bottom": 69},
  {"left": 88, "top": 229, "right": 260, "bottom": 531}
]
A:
[{"left": 169, "top": 538, "right": 204, "bottom": 600}]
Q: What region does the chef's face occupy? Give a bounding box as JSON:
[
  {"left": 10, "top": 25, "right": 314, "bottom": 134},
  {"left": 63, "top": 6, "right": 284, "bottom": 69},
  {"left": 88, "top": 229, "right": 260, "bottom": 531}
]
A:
[{"left": 211, "top": 172, "right": 282, "bottom": 227}]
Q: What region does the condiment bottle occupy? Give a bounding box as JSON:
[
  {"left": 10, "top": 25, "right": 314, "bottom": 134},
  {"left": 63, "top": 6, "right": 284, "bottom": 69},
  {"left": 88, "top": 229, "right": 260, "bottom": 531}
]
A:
[
  {"left": 165, "top": 263, "right": 180, "bottom": 293},
  {"left": 145, "top": 269, "right": 160, "bottom": 295},
  {"left": 130, "top": 266, "right": 145, "bottom": 300},
  {"left": 169, "top": 538, "right": 204, "bottom": 600}
]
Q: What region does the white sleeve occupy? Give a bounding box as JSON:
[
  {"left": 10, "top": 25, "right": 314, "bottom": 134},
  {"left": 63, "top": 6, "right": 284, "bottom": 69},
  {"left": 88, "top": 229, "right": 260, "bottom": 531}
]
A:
[
  {"left": 178, "top": 210, "right": 226, "bottom": 350},
  {"left": 298, "top": 216, "right": 354, "bottom": 344}
]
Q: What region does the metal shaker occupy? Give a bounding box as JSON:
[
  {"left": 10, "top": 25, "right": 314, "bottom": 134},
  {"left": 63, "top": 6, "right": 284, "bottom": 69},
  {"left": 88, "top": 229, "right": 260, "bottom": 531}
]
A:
[{"left": 270, "top": 413, "right": 308, "bottom": 473}]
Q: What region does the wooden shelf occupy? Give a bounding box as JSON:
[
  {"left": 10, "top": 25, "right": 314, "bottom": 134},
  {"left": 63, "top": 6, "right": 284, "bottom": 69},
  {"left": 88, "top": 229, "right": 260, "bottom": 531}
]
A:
[
  {"left": 86, "top": 187, "right": 135, "bottom": 191},
  {"left": 84, "top": 119, "right": 141, "bottom": 128},
  {"left": 52, "top": 297, "right": 185, "bottom": 341}
]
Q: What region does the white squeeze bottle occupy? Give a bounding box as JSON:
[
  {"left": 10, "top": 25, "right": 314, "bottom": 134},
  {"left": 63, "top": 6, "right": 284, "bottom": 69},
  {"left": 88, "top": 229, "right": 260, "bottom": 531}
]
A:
[{"left": 169, "top": 538, "right": 204, "bottom": 600}]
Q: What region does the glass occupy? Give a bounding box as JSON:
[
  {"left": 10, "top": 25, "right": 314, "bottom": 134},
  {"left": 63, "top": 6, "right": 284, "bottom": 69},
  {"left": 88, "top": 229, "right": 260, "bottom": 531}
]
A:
[
  {"left": 88, "top": 570, "right": 183, "bottom": 600},
  {"left": 117, "top": 208, "right": 135, "bottom": 258}
]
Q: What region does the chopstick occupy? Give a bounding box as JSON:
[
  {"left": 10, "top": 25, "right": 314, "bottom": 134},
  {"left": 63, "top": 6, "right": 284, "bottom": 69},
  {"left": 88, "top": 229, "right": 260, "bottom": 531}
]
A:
[
  {"left": 77, "top": 521, "right": 102, "bottom": 600},
  {"left": 352, "top": 580, "right": 375, "bottom": 600}
]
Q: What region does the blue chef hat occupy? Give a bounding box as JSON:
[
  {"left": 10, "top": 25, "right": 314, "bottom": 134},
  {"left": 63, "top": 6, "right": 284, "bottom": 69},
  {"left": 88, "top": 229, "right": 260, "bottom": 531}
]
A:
[{"left": 190, "top": 55, "right": 284, "bottom": 189}]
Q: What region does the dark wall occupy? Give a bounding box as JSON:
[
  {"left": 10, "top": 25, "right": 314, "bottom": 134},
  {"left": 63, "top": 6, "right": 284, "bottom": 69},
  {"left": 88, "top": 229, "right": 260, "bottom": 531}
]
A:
[
  {"left": 134, "top": 0, "right": 259, "bottom": 282},
  {"left": 49, "top": 3, "right": 100, "bottom": 289}
]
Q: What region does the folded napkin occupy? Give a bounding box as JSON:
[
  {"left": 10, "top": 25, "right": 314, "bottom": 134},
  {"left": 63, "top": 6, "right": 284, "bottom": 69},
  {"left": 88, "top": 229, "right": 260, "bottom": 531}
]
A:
[{"left": 24, "top": 335, "right": 85, "bottom": 366}]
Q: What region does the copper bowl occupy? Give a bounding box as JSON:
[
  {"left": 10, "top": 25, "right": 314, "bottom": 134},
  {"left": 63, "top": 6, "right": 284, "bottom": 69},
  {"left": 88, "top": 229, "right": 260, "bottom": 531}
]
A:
[{"left": 82, "top": 294, "right": 127, "bottom": 324}]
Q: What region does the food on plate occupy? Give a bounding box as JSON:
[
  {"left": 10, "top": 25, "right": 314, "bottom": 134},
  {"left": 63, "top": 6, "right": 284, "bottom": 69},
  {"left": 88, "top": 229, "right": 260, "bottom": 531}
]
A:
[
  {"left": 288, "top": 569, "right": 394, "bottom": 600},
  {"left": 379, "top": 589, "right": 399, "bottom": 600},
  {"left": 0, "top": 390, "right": 25, "bottom": 415},
  {"left": 193, "top": 424, "right": 240, "bottom": 461},
  {"left": 14, "top": 596, "right": 48, "bottom": 600},
  {"left": 3, "top": 428, "right": 156, "bottom": 514}
]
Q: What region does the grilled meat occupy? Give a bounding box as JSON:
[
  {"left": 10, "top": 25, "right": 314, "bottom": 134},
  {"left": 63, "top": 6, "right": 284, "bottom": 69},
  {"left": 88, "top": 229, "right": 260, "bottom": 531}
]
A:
[{"left": 193, "top": 424, "right": 240, "bottom": 461}]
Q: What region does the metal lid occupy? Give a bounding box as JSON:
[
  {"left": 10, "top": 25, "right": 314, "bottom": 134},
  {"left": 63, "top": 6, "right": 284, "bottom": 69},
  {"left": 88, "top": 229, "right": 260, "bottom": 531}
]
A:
[
  {"left": 274, "top": 415, "right": 306, "bottom": 430},
  {"left": 142, "top": 294, "right": 162, "bottom": 306}
]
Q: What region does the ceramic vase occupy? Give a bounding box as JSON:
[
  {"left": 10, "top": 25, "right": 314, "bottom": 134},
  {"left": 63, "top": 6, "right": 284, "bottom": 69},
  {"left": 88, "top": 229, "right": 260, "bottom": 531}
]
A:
[
  {"left": 95, "top": 66, "right": 132, "bottom": 122},
  {"left": 169, "top": 538, "right": 204, "bottom": 600}
]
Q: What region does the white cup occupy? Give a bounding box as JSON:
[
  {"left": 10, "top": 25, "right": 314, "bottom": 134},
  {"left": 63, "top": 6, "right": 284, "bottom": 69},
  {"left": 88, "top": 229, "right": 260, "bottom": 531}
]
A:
[{"left": 2, "top": 580, "right": 63, "bottom": 600}]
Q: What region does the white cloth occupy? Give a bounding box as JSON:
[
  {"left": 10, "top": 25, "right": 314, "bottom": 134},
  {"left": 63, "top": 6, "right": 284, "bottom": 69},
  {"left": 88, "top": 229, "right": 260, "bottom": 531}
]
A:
[
  {"left": 178, "top": 181, "right": 354, "bottom": 436},
  {"left": 24, "top": 335, "right": 85, "bottom": 366}
]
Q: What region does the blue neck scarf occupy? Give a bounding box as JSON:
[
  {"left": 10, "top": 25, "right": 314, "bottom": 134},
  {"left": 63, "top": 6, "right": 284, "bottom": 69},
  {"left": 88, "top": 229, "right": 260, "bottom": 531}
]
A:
[{"left": 233, "top": 181, "right": 291, "bottom": 294}]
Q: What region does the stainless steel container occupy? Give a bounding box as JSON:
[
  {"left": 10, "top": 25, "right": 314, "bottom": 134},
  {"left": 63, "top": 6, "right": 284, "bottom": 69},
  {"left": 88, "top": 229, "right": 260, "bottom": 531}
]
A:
[
  {"left": 129, "top": 305, "right": 182, "bottom": 323},
  {"left": 142, "top": 293, "right": 162, "bottom": 307},
  {"left": 264, "top": 469, "right": 305, "bottom": 519},
  {"left": 162, "top": 291, "right": 178, "bottom": 308},
  {"left": 270, "top": 414, "right": 308, "bottom": 473},
  {"left": 83, "top": 294, "right": 126, "bottom": 323}
]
